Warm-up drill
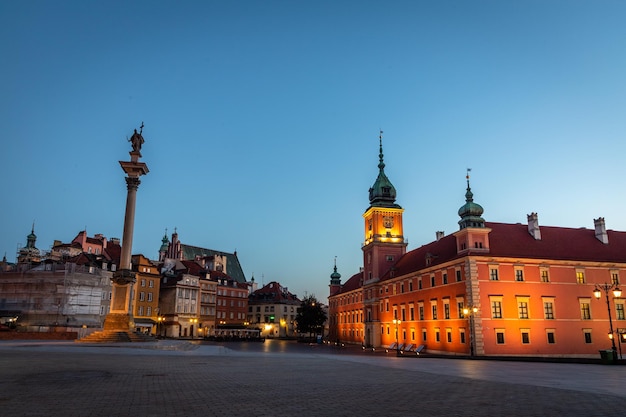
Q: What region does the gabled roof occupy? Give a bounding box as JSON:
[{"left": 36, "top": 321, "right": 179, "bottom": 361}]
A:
[
  {"left": 180, "top": 260, "right": 207, "bottom": 276},
  {"left": 249, "top": 281, "right": 300, "bottom": 303},
  {"left": 180, "top": 244, "right": 246, "bottom": 283},
  {"left": 104, "top": 242, "right": 121, "bottom": 265}
]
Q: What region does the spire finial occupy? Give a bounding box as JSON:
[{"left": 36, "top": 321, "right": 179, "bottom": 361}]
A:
[
  {"left": 465, "top": 168, "right": 473, "bottom": 202},
  {"left": 378, "top": 129, "right": 385, "bottom": 171}
]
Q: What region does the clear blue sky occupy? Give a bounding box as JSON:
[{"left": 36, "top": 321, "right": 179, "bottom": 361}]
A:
[{"left": 2, "top": 1, "right": 626, "bottom": 303}]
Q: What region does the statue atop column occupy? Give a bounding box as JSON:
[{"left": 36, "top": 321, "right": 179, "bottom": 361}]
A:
[{"left": 129, "top": 122, "right": 145, "bottom": 153}]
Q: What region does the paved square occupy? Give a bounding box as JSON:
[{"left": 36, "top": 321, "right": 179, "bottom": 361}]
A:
[{"left": 0, "top": 341, "right": 624, "bottom": 416}]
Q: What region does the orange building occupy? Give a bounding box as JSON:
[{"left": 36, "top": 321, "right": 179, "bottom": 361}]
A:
[{"left": 329, "top": 135, "right": 625, "bottom": 359}]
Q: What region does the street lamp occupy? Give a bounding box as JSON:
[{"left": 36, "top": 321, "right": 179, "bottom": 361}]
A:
[
  {"left": 190, "top": 318, "right": 198, "bottom": 338},
  {"left": 392, "top": 318, "right": 401, "bottom": 356},
  {"left": 593, "top": 283, "right": 622, "bottom": 361},
  {"left": 463, "top": 306, "right": 478, "bottom": 357},
  {"left": 157, "top": 316, "right": 164, "bottom": 338}
]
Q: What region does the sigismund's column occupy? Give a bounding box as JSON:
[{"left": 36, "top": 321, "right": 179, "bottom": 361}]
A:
[{"left": 103, "top": 124, "right": 149, "bottom": 331}]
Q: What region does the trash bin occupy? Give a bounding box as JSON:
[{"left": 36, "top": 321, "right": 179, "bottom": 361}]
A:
[{"left": 599, "top": 349, "right": 614, "bottom": 364}]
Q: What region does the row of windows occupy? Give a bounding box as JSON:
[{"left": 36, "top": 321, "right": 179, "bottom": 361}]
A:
[
  {"left": 377, "top": 325, "right": 571, "bottom": 346},
  {"left": 384, "top": 300, "right": 467, "bottom": 321},
  {"left": 138, "top": 292, "right": 153, "bottom": 302},
  {"left": 200, "top": 306, "right": 216, "bottom": 316},
  {"left": 248, "top": 305, "right": 296, "bottom": 313},
  {"left": 488, "top": 297, "right": 626, "bottom": 321},
  {"left": 139, "top": 278, "right": 155, "bottom": 288},
  {"left": 216, "top": 311, "right": 246, "bottom": 319},
  {"left": 176, "top": 303, "right": 197, "bottom": 314},
  {"left": 488, "top": 268, "right": 620, "bottom": 285},
  {"left": 332, "top": 270, "right": 467, "bottom": 309},
  {"left": 217, "top": 289, "right": 247, "bottom": 297},
  {"left": 251, "top": 314, "right": 296, "bottom": 324},
  {"left": 201, "top": 294, "right": 216, "bottom": 303},
  {"left": 216, "top": 299, "right": 245, "bottom": 307},
  {"left": 177, "top": 288, "right": 199, "bottom": 299},
  {"left": 137, "top": 306, "right": 152, "bottom": 316}
]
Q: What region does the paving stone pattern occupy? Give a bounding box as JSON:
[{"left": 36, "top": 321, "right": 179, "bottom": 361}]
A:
[{"left": 0, "top": 343, "right": 624, "bottom": 416}]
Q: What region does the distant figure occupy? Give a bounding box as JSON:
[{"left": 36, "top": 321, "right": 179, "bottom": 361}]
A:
[{"left": 129, "top": 123, "right": 144, "bottom": 152}]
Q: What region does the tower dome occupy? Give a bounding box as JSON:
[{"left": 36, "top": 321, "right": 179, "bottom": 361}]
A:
[
  {"left": 368, "top": 131, "right": 401, "bottom": 208},
  {"left": 330, "top": 258, "right": 341, "bottom": 286},
  {"left": 458, "top": 170, "right": 485, "bottom": 229}
]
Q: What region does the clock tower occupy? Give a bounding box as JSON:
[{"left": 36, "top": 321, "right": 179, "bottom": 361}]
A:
[{"left": 362, "top": 131, "right": 407, "bottom": 285}]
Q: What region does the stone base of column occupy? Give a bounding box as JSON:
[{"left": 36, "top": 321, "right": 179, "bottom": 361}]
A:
[
  {"left": 103, "top": 313, "right": 133, "bottom": 331},
  {"left": 76, "top": 313, "right": 155, "bottom": 343}
]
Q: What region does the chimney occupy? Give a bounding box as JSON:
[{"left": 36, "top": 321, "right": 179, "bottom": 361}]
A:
[
  {"left": 527, "top": 212, "right": 541, "bottom": 240},
  {"left": 435, "top": 231, "right": 445, "bottom": 241},
  {"left": 594, "top": 217, "right": 608, "bottom": 244}
]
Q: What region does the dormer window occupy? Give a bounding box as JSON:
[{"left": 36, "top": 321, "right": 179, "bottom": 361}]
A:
[{"left": 382, "top": 186, "right": 391, "bottom": 196}]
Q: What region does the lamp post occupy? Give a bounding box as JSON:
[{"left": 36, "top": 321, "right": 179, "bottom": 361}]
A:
[
  {"left": 463, "top": 306, "right": 478, "bottom": 357},
  {"left": 190, "top": 318, "right": 198, "bottom": 339},
  {"left": 392, "top": 318, "right": 401, "bottom": 356},
  {"left": 593, "top": 283, "right": 622, "bottom": 362},
  {"left": 157, "top": 316, "right": 163, "bottom": 338}
]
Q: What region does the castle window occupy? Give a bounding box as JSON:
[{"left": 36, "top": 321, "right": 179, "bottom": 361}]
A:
[
  {"left": 489, "top": 268, "right": 499, "bottom": 281},
  {"left": 543, "top": 300, "right": 555, "bottom": 319},
  {"left": 521, "top": 330, "right": 530, "bottom": 344},
  {"left": 517, "top": 300, "right": 529, "bottom": 319},
  {"left": 579, "top": 299, "right": 591, "bottom": 320},
  {"left": 611, "top": 271, "right": 620, "bottom": 285},
  {"left": 490, "top": 297, "right": 503, "bottom": 319}
]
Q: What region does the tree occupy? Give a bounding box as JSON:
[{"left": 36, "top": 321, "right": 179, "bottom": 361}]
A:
[{"left": 295, "top": 295, "right": 327, "bottom": 338}]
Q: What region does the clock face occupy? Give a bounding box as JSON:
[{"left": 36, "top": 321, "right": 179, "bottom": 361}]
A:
[{"left": 383, "top": 216, "right": 394, "bottom": 229}]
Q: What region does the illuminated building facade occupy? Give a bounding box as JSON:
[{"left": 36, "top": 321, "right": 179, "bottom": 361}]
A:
[
  {"left": 248, "top": 281, "right": 300, "bottom": 338},
  {"left": 130, "top": 254, "right": 161, "bottom": 335},
  {"left": 328, "top": 135, "right": 626, "bottom": 358}
]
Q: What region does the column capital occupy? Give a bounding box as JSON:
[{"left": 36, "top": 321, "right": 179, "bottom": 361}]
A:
[{"left": 125, "top": 176, "right": 141, "bottom": 191}]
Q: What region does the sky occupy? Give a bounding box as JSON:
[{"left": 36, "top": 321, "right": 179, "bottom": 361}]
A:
[{"left": 2, "top": 1, "right": 626, "bottom": 304}]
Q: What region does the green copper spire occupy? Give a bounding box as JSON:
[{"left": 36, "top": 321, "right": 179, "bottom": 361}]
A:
[
  {"left": 368, "top": 130, "right": 400, "bottom": 208},
  {"left": 458, "top": 169, "right": 485, "bottom": 229},
  {"left": 330, "top": 256, "right": 341, "bottom": 285},
  {"left": 159, "top": 229, "right": 170, "bottom": 253}
]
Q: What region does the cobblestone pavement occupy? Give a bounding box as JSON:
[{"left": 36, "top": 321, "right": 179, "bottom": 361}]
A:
[{"left": 0, "top": 340, "right": 624, "bottom": 416}]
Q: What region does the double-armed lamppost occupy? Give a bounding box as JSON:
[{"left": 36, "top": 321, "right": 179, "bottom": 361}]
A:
[
  {"left": 463, "top": 306, "right": 479, "bottom": 357},
  {"left": 593, "top": 283, "right": 622, "bottom": 361},
  {"left": 392, "top": 317, "right": 401, "bottom": 356}
]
